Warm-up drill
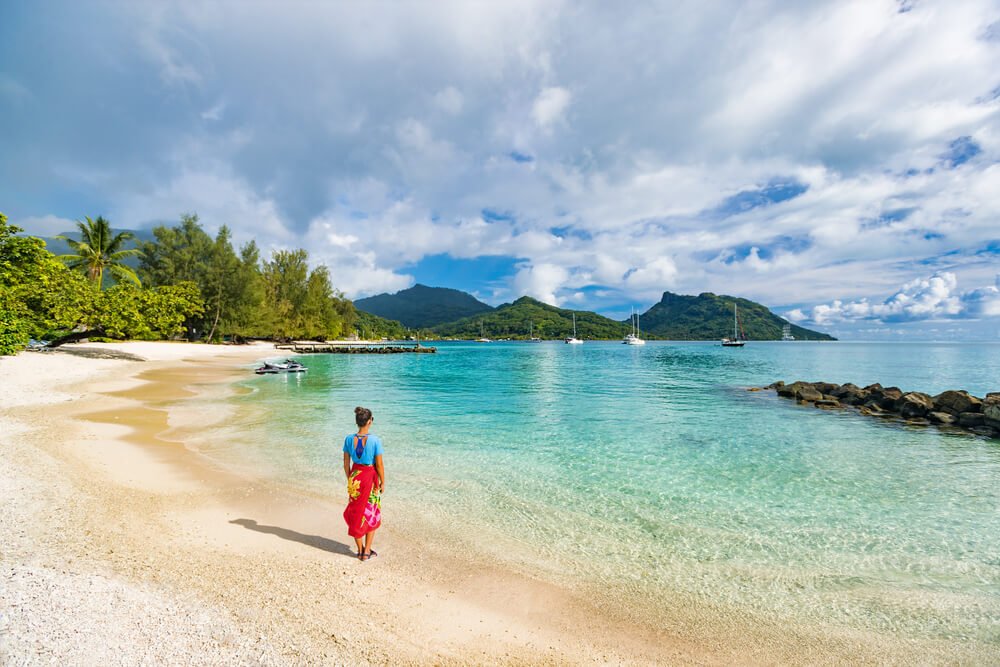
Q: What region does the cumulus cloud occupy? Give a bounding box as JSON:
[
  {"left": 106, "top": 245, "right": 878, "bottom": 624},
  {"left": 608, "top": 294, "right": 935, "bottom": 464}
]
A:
[
  {"left": 531, "top": 86, "right": 571, "bottom": 129},
  {"left": 2, "top": 0, "right": 1000, "bottom": 334},
  {"left": 787, "top": 272, "right": 1000, "bottom": 324},
  {"left": 511, "top": 262, "right": 570, "bottom": 306}
]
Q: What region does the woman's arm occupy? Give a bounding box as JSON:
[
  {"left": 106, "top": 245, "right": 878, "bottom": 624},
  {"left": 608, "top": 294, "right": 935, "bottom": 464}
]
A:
[
  {"left": 374, "top": 454, "right": 385, "bottom": 492},
  {"left": 343, "top": 451, "right": 352, "bottom": 479}
]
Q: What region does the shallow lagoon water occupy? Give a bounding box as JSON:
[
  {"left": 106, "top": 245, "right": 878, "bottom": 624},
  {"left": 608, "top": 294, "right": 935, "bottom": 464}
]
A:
[{"left": 201, "top": 341, "right": 1000, "bottom": 647}]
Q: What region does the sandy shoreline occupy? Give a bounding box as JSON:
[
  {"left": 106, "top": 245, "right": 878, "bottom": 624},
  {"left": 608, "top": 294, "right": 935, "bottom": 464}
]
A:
[
  {"left": 0, "top": 342, "right": 701, "bottom": 665},
  {"left": 1, "top": 342, "right": 992, "bottom": 665}
]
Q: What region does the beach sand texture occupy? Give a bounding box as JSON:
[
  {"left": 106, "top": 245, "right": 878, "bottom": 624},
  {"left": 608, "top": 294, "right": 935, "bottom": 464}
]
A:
[{"left": 1, "top": 342, "right": 988, "bottom": 665}]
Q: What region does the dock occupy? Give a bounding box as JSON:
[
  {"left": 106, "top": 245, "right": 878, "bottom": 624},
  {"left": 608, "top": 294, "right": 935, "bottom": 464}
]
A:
[{"left": 273, "top": 341, "right": 436, "bottom": 354}]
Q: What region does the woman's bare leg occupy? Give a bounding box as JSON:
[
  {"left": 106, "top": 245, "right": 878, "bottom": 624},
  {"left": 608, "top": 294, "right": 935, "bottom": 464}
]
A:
[{"left": 363, "top": 530, "right": 376, "bottom": 555}]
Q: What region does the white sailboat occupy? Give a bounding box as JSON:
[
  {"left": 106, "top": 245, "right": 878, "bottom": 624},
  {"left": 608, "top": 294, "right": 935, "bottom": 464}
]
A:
[
  {"left": 476, "top": 320, "right": 492, "bottom": 343},
  {"left": 623, "top": 307, "right": 646, "bottom": 345},
  {"left": 721, "top": 303, "right": 746, "bottom": 347},
  {"left": 529, "top": 320, "right": 541, "bottom": 342},
  {"left": 565, "top": 313, "right": 583, "bottom": 344}
]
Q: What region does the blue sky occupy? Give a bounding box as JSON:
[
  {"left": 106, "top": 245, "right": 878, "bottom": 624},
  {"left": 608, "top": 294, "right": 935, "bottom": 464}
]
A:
[{"left": 1, "top": 1, "right": 999, "bottom": 339}]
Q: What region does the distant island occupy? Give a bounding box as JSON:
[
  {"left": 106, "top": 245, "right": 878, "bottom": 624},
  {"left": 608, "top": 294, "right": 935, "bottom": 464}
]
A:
[{"left": 354, "top": 285, "right": 836, "bottom": 341}]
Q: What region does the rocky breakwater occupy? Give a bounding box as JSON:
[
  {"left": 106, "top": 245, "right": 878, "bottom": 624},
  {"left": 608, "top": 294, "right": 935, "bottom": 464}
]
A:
[{"left": 761, "top": 381, "right": 1000, "bottom": 438}]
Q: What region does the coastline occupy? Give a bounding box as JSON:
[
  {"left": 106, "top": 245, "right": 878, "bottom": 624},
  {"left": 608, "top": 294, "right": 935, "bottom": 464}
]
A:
[
  {"left": 0, "top": 342, "right": 698, "bottom": 665},
  {"left": 1, "top": 342, "right": 993, "bottom": 664}
]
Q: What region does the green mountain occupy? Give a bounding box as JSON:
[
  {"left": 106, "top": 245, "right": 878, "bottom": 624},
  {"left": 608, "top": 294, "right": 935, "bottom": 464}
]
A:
[
  {"left": 434, "top": 296, "right": 631, "bottom": 340},
  {"left": 640, "top": 291, "right": 835, "bottom": 340},
  {"left": 354, "top": 284, "right": 494, "bottom": 328}
]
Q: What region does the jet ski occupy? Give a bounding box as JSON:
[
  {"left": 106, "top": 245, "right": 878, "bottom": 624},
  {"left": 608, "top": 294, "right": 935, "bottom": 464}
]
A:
[{"left": 254, "top": 359, "right": 308, "bottom": 375}]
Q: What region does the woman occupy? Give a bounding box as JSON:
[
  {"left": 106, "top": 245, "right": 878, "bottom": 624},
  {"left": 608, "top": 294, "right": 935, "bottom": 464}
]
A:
[{"left": 343, "top": 406, "right": 384, "bottom": 561}]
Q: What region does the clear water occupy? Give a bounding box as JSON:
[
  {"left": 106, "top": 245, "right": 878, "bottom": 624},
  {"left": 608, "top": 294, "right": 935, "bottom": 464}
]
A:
[{"left": 199, "top": 341, "right": 1000, "bottom": 646}]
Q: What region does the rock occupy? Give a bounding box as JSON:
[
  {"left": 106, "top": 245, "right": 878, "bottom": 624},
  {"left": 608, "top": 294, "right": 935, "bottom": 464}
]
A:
[
  {"left": 840, "top": 388, "right": 870, "bottom": 406},
  {"left": 895, "top": 392, "right": 934, "bottom": 418},
  {"left": 815, "top": 399, "right": 840, "bottom": 408},
  {"left": 878, "top": 387, "right": 903, "bottom": 410},
  {"left": 830, "top": 383, "right": 860, "bottom": 398},
  {"left": 796, "top": 385, "right": 824, "bottom": 403},
  {"left": 932, "top": 390, "right": 981, "bottom": 415},
  {"left": 983, "top": 395, "right": 1000, "bottom": 431},
  {"left": 777, "top": 381, "right": 823, "bottom": 402},
  {"left": 747, "top": 387, "right": 765, "bottom": 392},
  {"left": 812, "top": 382, "right": 840, "bottom": 395},
  {"left": 928, "top": 411, "right": 957, "bottom": 425},
  {"left": 768, "top": 381, "right": 785, "bottom": 390},
  {"left": 863, "top": 383, "right": 883, "bottom": 392},
  {"left": 905, "top": 418, "right": 931, "bottom": 426},
  {"left": 958, "top": 412, "right": 985, "bottom": 428}
]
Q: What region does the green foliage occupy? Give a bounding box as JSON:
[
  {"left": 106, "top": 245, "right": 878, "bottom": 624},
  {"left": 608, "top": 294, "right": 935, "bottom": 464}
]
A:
[
  {"left": 354, "top": 310, "right": 407, "bottom": 340},
  {"left": 640, "top": 292, "right": 836, "bottom": 340},
  {"left": 56, "top": 216, "right": 141, "bottom": 288},
  {"left": 434, "top": 296, "right": 633, "bottom": 340},
  {"left": 355, "top": 284, "right": 494, "bottom": 328},
  {"left": 0, "top": 288, "right": 30, "bottom": 355},
  {"left": 89, "top": 282, "right": 204, "bottom": 340},
  {"left": 260, "top": 249, "right": 354, "bottom": 340}
]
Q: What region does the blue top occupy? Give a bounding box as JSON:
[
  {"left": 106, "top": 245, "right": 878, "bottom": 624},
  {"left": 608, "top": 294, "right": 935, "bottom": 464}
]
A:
[{"left": 343, "top": 433, "right": 384, "bottom": 466}]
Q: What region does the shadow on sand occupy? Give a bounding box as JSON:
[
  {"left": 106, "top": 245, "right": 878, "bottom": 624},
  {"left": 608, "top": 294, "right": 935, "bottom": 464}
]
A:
[{"left": 229, "top": 518, "right": 355, "bottom": 557}]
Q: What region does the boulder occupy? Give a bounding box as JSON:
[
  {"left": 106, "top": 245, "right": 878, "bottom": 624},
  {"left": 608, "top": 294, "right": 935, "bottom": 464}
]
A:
[
  {"left": 815, "top": 399, "right": 841, "bottom": 408},
  {"left": 894, "top": 392, "right": 934, "bottom": 418},
  {"left": 863, "top": 383, "right": 883, "bottom": 393},
  {"left": 768, "top": 381, "right": 786, "bottom": 390},
  {"left": 928, "top": 411, "right": 957, "bottom": 425},
  {"left": 812, "top": 382, "right": 840, "bottom": 395},
  {"left": 983, "top": 395, "right": 1000, "bottom": 431},
  {"left": 777, "top": 381, "right": 823, "bottom": 402},
  {"left": 932, "top": 390, "right": 981, "bottom": 416},
  {"left": 831, "top": 383, "right": 860, "bottom": 398},
  {"left": 796, "top": 385, "right": 824, "bottom": 403},
  {"left": 878, "top": 387, "right": 903, "bottom": 410},
  {"left": 840, "top": 388, "right": 870, "bottom": 406},
  {"left": 958, "top": 412, "right": 985, "bottom": 428}
]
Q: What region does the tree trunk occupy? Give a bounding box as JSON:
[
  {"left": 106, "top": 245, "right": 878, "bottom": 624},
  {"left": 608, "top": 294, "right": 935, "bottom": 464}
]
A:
[{"left": 46, "top": 327, "right": 107, "bottom": 348}]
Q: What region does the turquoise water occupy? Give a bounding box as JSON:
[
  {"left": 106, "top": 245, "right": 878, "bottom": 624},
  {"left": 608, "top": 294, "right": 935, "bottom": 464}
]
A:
[{"left": 204, "top": 342, "right": 1000, "bottom": 646}]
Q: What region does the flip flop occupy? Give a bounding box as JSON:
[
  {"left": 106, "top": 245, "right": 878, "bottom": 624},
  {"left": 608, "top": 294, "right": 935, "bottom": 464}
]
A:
[{"left": 364, "top": 550, "right": 378, "bottom": 561}]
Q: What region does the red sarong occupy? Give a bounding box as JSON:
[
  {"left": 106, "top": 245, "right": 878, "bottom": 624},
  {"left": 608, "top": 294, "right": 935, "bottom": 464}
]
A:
[{"left": 344, "top": 464, "right": 382, "bottom": 538}]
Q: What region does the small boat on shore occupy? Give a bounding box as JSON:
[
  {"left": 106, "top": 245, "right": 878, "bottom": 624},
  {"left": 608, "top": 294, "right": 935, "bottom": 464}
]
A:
[{"left": 255, "top": 359, "right": 308, "bottom": 374}]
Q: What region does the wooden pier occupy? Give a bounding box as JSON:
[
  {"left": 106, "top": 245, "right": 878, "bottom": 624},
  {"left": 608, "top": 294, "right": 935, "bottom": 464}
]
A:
[{"left": 273, "top": 341, "right": 436, "bottom": 354}]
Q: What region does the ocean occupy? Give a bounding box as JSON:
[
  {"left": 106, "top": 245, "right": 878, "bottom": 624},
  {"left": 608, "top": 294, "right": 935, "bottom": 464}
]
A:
[{"left": 194, "top": 341, "right": 1000, "bottom": 650}]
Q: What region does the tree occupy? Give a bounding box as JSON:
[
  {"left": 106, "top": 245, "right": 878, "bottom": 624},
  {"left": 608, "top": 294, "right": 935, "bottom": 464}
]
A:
[
  {"left": 204, "top": 226, "right": 240, "bottom": 341},
  {"left": 138, "top": 213, "right": 213, "bottom": 288},
  {"left": 262, "top": 249, "right": 310, "bottom": 339},
  {"left": 1, "top": 212, "right": 95, "bottom": 353},
  {"left": 56, "top": 216, "right": 141, "bottom": 288}
]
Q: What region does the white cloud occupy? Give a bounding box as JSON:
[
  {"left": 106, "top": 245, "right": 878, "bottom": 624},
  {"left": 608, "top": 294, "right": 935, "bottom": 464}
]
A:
[
  {"left": 15, "top": 215, "right": 77, "bottom": 237},
  {"left": 4, "top": 0, "right": 1000, "bottom": 337},
  {"left": 789, "top": 272, "right": 1000, "bottom": 324},
  {"left": 531, "top": 86, "right": 571, "bottom": 129},
  {"left": 511, "top": 263, "right": 570, "bottom": 306},
  {"left": 433, "top": 87, "right": 464, "bottom": 115}
]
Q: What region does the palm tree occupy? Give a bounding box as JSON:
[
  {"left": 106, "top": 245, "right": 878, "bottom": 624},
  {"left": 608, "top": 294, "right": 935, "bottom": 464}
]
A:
[{"left": 57, "top": 216, "right": 142, "bottom": 288}]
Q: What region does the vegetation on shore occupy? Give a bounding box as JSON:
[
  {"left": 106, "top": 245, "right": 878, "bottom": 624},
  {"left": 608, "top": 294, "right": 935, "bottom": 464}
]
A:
[{"left": 0, "top": 212, "right": 402, "bottom": 355}]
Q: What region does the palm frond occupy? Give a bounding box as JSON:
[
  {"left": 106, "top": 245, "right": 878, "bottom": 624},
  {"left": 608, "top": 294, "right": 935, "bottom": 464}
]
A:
[{"left": 109, "top": 264, "right": 142, "bottom": 286}]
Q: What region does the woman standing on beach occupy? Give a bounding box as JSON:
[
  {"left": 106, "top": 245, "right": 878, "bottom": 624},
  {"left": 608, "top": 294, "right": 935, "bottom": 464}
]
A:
[{"left": 343, "top": 406, "right": 383, "bottom": 561}]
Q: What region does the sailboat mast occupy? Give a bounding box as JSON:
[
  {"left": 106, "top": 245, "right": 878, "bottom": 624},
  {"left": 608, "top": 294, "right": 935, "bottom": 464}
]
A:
[{"left": 733, "top": 303, "right": 738, "bottom": 340}]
